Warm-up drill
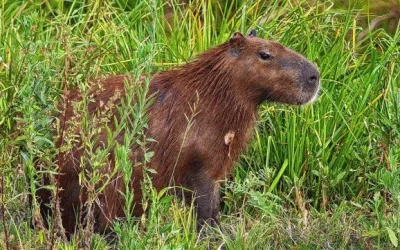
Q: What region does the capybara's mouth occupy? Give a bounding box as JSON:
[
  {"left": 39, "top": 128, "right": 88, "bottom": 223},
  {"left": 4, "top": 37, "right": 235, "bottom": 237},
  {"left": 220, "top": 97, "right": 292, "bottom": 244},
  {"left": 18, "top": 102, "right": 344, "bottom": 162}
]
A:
[{"left": 304, "top": 83, "right": 320, "bottom": 105}]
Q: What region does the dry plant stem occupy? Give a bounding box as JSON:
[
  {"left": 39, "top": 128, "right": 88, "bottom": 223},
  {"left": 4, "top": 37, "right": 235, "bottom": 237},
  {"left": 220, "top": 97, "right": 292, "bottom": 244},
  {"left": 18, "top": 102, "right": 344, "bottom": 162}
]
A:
[
  {"left": 50, "top": 28, "right": 71, "bottom": 249},
  {"left": 321, "top": 181, "right": 328, "bottom": 212},
  {"left": 295, "top": 186, "right": 308, "bottom": 228},
  {"left": 357, "top": 11, "right": 398, "bottom": 41},
  {"left": 170, "top": 92, "right": 200, "bottom": 188},
  {"left": 1, "top": 174, "right": 10, "bottom": 250}
]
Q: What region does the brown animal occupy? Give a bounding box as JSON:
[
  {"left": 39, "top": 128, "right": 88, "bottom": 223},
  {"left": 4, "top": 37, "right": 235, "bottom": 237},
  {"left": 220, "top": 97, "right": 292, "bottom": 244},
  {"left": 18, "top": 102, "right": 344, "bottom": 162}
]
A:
[{"left": 36, "top": 30, "right": 320, "bottom": 235}]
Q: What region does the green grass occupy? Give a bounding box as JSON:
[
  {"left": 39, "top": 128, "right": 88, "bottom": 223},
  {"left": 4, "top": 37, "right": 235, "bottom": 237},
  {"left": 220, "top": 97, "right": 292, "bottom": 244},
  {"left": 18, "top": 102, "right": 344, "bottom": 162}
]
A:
[{"left": 1, "top": 0, "right": 399, "bottom": 249}]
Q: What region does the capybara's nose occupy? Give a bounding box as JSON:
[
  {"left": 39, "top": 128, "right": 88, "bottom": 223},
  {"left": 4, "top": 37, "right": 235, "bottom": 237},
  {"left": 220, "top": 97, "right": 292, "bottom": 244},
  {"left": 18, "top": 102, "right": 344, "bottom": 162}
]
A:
[
  {"left": 308, "top": 74, "right": 318, "bottom": 85},
  {"left": 303, "top": 63, "right": 320, "bottom": 90}
]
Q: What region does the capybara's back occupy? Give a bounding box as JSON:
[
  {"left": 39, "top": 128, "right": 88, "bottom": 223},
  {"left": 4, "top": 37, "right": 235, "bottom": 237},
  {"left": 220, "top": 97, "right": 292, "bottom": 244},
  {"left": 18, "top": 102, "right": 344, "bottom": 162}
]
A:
[{"left": 36, "top": 30, "right": 319, "bottom": 235}]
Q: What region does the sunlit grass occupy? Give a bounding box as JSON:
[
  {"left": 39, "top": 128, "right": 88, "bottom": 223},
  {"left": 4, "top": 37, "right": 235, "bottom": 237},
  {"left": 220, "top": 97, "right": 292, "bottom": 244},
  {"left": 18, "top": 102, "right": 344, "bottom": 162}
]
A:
[{"left": 0, "top": 0, "right": 399, "bottom": 249}]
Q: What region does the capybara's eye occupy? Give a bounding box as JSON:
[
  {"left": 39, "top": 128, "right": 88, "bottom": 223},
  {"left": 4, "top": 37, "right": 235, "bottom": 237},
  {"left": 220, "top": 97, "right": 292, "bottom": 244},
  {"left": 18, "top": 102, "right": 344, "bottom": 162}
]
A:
[{"left": 259, "top": 52, "right": 273, "bottom": 60}]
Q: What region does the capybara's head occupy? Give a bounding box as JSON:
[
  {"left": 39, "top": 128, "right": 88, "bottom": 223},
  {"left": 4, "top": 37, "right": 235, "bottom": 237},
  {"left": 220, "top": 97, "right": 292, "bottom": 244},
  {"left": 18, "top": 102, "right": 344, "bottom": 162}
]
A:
[{"left": 227, "top": 30, "right": 320, "bottom": 105}]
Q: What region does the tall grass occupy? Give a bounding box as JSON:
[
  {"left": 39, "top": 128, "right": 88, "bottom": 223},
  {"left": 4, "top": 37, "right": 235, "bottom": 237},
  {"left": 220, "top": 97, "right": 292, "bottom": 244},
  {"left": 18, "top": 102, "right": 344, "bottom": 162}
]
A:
[{"left": 0, "top": 0, "right": 399, "bottom": 249}]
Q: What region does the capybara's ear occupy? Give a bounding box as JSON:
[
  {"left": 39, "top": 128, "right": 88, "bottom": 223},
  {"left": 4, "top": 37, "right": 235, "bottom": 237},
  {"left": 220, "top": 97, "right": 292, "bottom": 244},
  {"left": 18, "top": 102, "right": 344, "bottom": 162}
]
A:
[
  {"left": 248, "top": 29, "right": 257, "bottom": 37},
  {"left": 229, "top": 32, "right": 245, "bottom": 57}
]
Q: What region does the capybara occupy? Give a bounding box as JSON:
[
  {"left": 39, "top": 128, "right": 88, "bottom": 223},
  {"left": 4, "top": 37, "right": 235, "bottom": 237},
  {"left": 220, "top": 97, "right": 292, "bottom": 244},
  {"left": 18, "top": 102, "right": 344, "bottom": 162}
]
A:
[{"left": 36, "top": 30, "right": 320, "bottom": 235}]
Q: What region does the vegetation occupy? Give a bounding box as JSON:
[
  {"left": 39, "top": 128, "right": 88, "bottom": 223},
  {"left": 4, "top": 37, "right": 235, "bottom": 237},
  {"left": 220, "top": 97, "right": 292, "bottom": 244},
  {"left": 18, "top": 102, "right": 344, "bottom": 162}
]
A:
[{"left": 1, "top": 0, "right": 399, "bottom": 249}]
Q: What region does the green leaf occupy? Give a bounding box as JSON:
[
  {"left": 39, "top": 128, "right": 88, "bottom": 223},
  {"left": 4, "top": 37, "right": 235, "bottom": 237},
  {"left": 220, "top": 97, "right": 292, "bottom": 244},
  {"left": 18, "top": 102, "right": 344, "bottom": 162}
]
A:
[
  {"left": 146, "top": 168, "right": 157, "bottom": 174},
  {"left": 362, "top": 230, "right": 381, "bottom": 237},
  {"left": 386, "top": 227, "right": 398, "bottom": 247},
  {"left": 144, "top": 151, "right": 154, "bottom": 162}
]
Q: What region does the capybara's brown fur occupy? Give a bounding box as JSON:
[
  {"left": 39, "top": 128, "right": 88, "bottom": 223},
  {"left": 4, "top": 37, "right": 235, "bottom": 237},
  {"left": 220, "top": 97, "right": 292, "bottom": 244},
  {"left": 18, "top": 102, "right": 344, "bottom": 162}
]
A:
[{"left": 36, "top": 30, "right": 320, "bottom": 235}]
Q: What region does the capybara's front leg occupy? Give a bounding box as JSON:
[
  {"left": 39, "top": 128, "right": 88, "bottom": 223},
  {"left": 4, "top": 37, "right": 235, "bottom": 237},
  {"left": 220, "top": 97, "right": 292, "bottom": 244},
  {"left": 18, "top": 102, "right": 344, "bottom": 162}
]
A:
[{"left": 194, "top": 180, "right": 221, "bottom": 230}]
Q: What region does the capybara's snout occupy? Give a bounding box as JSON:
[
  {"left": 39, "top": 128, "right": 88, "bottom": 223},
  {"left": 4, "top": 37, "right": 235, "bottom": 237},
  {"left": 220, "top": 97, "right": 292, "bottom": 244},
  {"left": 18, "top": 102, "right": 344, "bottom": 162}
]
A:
[{"left": 301, "top": 61, "right": 320, "bottom": 93}]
